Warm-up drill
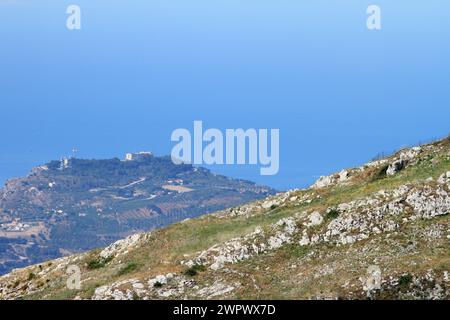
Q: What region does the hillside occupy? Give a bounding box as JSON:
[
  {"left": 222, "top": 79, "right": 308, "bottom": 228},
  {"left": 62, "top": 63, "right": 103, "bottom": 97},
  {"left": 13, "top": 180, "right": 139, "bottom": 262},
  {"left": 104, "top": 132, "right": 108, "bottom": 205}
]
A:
[
  {"left": 0, "top": 138, "right": 449, "bottom": 300},
  {"left": 0, "top": 154, "right": 274, "bottom": 275}
]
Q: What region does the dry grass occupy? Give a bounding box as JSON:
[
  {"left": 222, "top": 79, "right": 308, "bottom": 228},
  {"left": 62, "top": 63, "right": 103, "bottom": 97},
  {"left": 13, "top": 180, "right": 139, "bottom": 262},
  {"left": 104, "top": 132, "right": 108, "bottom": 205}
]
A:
[{"left": 6, "top": 138, "right": 450, "bottom": 300}]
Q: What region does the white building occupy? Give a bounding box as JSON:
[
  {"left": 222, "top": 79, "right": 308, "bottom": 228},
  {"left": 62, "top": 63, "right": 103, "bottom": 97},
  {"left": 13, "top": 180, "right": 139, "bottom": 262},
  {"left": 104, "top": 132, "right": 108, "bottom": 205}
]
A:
[
  {"left": 59, "top": 157, "right": 70, "bottom": 170},
  {"left": 125, "top": 151, "right": 153, "bottom": 161}
]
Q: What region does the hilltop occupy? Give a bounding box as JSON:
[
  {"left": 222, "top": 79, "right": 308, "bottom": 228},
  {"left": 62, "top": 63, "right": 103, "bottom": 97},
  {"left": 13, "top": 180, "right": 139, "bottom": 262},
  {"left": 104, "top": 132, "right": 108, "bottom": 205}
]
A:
[
  {"left": 0, "top": 138, "right": 449, "bottom": 300},
  {"left": 0, "top": 153, "right": 274, "bottom": 275}
]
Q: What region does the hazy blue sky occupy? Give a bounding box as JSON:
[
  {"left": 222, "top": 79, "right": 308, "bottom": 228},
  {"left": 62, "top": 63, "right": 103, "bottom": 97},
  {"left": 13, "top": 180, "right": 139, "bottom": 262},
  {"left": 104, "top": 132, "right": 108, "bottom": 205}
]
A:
[{"left": 0, "top": 1, "right": 449, "bottom": 190}]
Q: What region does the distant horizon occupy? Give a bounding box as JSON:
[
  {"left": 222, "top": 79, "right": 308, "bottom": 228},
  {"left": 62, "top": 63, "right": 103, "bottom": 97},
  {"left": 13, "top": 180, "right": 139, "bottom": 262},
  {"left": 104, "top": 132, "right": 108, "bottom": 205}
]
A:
[
  {"left": 1, "top": 132, "right": 448, "bottom": 192},
  {"left": 1, "top": 1, "right": 450, "bottom": 191}
]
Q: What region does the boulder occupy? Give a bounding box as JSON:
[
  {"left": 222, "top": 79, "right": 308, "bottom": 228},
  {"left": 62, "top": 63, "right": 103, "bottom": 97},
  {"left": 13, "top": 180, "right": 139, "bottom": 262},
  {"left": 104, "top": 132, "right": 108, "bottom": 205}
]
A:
[
  {"left": 305, "top": 211, "right": 324, "bottom": 227},
  {"left": 312, "top": 175, "right": 335, "bottom": 189},
  {"left": 339, "top": 170, "right": 350, "bottom": 182},
  {"left": 437, "top": 171, "right": 450, "bottom": 184},
  {"left": 386, "top": 160, "right": 405, "bottom": 176}
]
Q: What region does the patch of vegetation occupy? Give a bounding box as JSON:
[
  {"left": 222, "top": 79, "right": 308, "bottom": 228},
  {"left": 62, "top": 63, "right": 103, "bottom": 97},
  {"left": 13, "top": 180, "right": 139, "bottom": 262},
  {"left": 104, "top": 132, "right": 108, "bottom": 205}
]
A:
[
  {"left": 83, "top": 282, "right": 103, "bottom": 299},
  {"left": 42, "top": 288, "right": 81, "bottom": 300},
  {"left": 372, "top": 164, "right": 389, "bottom": 182},
  {"left": 27, "top": 272, "right": 36, "bottom": 281},
  {"left": 325, "top": 209, "right": 340, "bottom": 220},
  {"left": 270, "top": 204, "right": 278, "bottom": 210},
  {"left": 132, "top": 292, "right": 141, "bottom": 300},
  {"left": 278, "top": 243, "right": 310, "bottom": 259},
  {"left": 184, "top": 264, "right": 206, "bottom": 277},
  {"left": 438, "top": 212, "right": 449, "bottom": 219},
  {"left": 398, "top": 274, "right": 413, "bottom": 289},
  {"left": 118, "top": 262, "right": 138, "bottom": 276},
  {"left": 153, "top": 281, "right": 163, "bottom": 288},
  {"left": 86, "top": 256, "right": 113, "bottom": 270},
  {"left": 437, "top": 262, "right": 450, "bottom": 272}
]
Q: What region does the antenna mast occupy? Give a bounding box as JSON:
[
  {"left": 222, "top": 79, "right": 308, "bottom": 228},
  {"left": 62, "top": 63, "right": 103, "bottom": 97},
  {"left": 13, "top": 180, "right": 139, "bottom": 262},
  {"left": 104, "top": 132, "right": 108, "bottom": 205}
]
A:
[{"left": 72, "top": 147, "right": 78, "bottom": 159}]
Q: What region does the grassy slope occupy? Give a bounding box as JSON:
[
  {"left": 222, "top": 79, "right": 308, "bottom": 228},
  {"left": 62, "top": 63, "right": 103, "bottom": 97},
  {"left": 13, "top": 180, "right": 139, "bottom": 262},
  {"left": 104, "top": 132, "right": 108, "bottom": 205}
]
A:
[{"left": 3, "top": 138, "right": 450, "bottom": 300}]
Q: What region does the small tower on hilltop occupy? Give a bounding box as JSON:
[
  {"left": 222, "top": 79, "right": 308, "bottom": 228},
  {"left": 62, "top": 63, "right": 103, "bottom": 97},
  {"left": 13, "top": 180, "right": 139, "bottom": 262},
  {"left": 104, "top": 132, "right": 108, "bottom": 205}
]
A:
[{"left": 72, "top": 147, "right": 78, "bottom": 159}]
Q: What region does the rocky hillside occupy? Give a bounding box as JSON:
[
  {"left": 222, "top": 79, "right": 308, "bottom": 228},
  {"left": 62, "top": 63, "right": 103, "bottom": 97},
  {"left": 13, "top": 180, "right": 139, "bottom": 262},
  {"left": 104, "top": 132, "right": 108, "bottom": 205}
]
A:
[
  {"left": 1, "top": 138, "right": 449, "bottom": 300},
  {"left": 0, "top": 154, "right": 274, "bottom": 275}
]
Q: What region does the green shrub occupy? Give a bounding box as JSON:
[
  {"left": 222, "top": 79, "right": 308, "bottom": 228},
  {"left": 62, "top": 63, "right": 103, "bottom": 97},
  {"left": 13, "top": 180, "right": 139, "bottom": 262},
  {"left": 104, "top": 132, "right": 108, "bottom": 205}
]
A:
[
  {"left": 280, "top": 244, "right": 309, "bottom": 259},
  {"left": 398, "top": 274, "right": 413, "bottom": 288},
  {"left": 86, "top": 256, "right": 113, "bottom": 270},
  {"left": 132, "top": 292, "right": 141, "bottom": 300},
  {"left": 373, "top": 164, "right": 389, "bottom": 181},
  {"left": 118, "top": 262, "right": 138, "bottom": 276},
  {"left": 27, "top": 272, "right": 36, "bottom": 281},
  {"left": 325, "top": 209, "right": 340, "bottom": 220},
  {"left": 184, "top": 264, "right": 206, "bottom": 277}
]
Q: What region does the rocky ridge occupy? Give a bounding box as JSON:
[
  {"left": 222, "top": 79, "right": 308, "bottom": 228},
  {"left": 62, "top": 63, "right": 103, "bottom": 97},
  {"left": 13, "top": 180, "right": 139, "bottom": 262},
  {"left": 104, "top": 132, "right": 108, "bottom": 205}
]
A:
[{"left": 0, "top": 137, "right": 449, "bottom": 300}]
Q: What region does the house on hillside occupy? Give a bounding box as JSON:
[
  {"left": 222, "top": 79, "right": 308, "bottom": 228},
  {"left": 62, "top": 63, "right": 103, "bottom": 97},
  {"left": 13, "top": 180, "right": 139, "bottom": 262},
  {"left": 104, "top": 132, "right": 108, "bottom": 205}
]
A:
[{"left": 124, "top": 151, "right": 153, "bottom": 161}]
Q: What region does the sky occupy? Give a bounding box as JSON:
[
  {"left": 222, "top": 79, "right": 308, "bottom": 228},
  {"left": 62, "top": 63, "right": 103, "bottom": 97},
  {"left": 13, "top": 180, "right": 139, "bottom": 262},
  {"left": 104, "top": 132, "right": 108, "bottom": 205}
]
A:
[{"left": 0, "top": 0, "right": 449, "bottom": 190}]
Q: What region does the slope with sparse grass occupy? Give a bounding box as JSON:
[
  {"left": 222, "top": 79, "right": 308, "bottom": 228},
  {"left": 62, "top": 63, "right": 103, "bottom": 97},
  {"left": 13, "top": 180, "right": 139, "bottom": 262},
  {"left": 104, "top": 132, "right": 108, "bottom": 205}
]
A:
[{"left": 0, "top": 137, "right": 449, "bottom": 300}]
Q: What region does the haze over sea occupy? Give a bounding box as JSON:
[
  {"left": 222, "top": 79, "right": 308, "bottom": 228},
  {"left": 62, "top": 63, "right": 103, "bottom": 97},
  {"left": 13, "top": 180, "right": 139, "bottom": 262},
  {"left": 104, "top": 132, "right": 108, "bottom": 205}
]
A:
[{"left": 1, "top": 1, "right": 449, "bottom": 190}]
